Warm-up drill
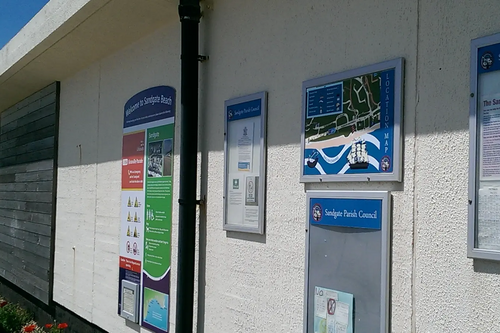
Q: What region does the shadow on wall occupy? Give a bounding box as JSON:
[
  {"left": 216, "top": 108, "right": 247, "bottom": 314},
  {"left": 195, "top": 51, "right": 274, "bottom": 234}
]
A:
[
  {"left": 473, "top": 259, "right": 500, "bottom": 275},
  {"left": 55, "top": 1, "right": 473, "bottom": 171},
  {"left": 56, "top": 66, "right": 470, "bottom": 170}
]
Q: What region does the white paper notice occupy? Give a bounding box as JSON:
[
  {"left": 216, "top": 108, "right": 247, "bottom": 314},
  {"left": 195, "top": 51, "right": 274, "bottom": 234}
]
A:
[
  {"left": 325, "top": 290, "right": 338, "bottom": 302},
  {"left": 335, "top": 302, "right": 350, "bottom": 326},
  {"left": 122, "top": 288, "right": 135, "bottom": 315},
  {"left": 478, "top": 187, "right": 500, "bottom": 250},
  {"left": 335, "top": 323, "right": 347, "bottom": 333},
  {"left": 315, "top": 287, "right": 327, "bottom": 319},
  {"left": 327, "top": 315, "right": 336, "bottom": 333},
  {"left": 227, "top": 174, "right": 244, "bottom": 225},
  {"left": 237, "top": 121, "right": 254, "bottom": 171},
  {"left": 480, "top": 94, "right": 500, "bottom": 180},
  {"left": 243, "top": 206, "right": 259, "bottom": 226}
]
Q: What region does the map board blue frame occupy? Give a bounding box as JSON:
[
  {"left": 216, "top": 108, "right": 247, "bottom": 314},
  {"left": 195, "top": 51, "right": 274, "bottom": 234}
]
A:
[{"left": 300, "top": 59, "right": 404, "bottom": 182}]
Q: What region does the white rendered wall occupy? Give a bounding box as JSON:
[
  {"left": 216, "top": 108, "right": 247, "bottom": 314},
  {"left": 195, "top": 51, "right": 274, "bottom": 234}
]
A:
[
  {"left": 199, "top": 1, "right": 417, "bottom": 332},
  {"left": 54, "top": 22, "right": 182, "bottom": 333},
  {"left": 413, "top": 1, "right": 500, "bottom": 332},
  {"left": 53, "top": 0, "right": 500, "bottom": 333}
]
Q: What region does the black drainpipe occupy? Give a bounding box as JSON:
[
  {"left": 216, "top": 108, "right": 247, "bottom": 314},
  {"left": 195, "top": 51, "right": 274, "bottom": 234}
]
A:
[{"left": 176, "top": 1, "right": 201, "bottom": 332}]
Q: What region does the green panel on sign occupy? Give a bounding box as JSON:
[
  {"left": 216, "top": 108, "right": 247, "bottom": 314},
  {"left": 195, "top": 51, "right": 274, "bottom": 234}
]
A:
[{"left": 144, "top": 124, "right": 174, "bottom": 278}]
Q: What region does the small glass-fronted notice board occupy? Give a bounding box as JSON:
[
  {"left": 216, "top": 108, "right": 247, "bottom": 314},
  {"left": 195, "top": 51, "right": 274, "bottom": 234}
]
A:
[
  {"left": 469, "top": 33, "right": 500, "bottom": 260},
  {"left": 223, "top": 92, "right": 267, "bottom": 234}
]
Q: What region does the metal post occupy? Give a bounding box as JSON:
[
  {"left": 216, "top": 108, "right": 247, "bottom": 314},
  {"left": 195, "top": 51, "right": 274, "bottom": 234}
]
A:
[{"left": 176, "top": 1, "right": 201, "bottom": 332}]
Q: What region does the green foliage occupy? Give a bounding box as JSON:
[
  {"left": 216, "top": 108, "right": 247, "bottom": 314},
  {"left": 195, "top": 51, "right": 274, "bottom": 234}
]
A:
[
  {"left": 0, "top": 297, "right": 68, "bottom": 333},
  {"left": 0, "top": 302, "right": 33, "bottom": 333}
]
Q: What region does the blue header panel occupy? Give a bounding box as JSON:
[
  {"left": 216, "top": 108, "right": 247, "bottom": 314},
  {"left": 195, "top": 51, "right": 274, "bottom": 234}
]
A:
[
  {"left": 309, "top": 197, "right": 382, "bottom": 230},
  {"left": 478, "top": 43, "right": 500, "bottom": 74},
  {"left": 227, "top": 99, "right": 261, "bottom": 122},
  {"left": 306, "top": 82, "right": 343, "bottom": 118},
  {"left": 123, "top": 86, "right": 176, "bottom": 128}
]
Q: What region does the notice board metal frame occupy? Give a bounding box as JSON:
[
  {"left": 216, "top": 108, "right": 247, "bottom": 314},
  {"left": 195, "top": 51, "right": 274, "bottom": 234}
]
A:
[
  {"left": 223, "top": 91, "right": 267, "bottom": 234},
  {"left": 468, "top": 32, "right": 500, "bottom": 261},
  {"left": 303, "top": 191, "right": 391, "bottom": 333}
]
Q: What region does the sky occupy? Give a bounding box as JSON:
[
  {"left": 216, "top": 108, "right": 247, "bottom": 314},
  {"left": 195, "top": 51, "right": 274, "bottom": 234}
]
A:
[{"left": 0, "top": 0, "right": 50, "bottom": 49}]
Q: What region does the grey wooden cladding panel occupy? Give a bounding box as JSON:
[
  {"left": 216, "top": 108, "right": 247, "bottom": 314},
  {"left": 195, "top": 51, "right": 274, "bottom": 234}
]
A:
[
  {"left": 0, "top": 105, "right": 56, "bottom": 139},
  {"left": 0, "top": 199, "right": 53, "bottom": 214},
  {"left": 0, "top": 259, "right": 49, "bottom": 303},
  {"left": 0, "top": 233, "right": 50, "bottom": 258},
  {"left": 1, "top": 135, "right": 55, "bottom": 159},
  {"left": 0, "top": 121, "right": 55, "bottom": 151},
  {"left": 0, "top": 216, "right": 51, "bottom": 237},
  {"left": 0, "top": 208, "right": 52, "bottom": 224},
  {"left": 0, "top": 240, "right": 49, "bottom": 271},
  {"left": 0, "top": 253, "right": 48, "bottom": 279},
  {"left": 0, "top": 256, "right": 49, "bottom": 290},
  {"left": 0, "top": 166, "right": 54, "bottom": 182},
  {"left": 0, "top": 224, "right": 51, "bottom": 248},
  {"left": 1, "top": 93, "right": 56, "bottom": 129},
  {"left": 0, "top": 191, "right": 53, "bottom": 203},
  {"left": 1, "top": 83, "right": 56, "bottom": 120},
  {"left": 15, "top": 170, "right": 53, "bottom": 182},
  {"left": 0, "top": 181, "right": 53, "bottom": 194},
  {"left": 0, "top": 83, "right": 57, "bottom": 168},
  {"left": 0, "top": 149, "right": 54, "bottom": 169},
  {"left": 13, "top": 148, "right": 54, "bottom": 167},
  {"left": 0, "top": 268, "right": 49, "bottom": 304},
  {"left": 0, "top": 116, "right": 56, "bottom": 147},
  {"left": 0, "top": 82, "right": 58, "bottom": 305},
  {"left": 0, "top": 160, "right": 53, "bottom": 176}
]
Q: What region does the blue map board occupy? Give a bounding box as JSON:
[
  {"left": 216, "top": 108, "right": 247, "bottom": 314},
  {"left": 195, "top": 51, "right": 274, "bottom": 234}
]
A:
[{"left": 301, "top": 59, "right": 403, "bottom": 182}]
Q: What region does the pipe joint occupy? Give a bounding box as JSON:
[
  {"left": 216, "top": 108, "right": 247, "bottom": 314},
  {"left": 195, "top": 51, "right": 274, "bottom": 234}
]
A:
[
  {"left": 178, "top": 3, "right": 201, "bottom": 22},
  {"left": 178, "top": 198, "right": 204, "bottom": 206}
]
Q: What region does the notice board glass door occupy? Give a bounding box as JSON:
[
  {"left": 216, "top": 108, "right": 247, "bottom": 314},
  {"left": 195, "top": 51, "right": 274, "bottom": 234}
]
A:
[{"left": 304, "top": 191, "right": 391, "bottom": 333}]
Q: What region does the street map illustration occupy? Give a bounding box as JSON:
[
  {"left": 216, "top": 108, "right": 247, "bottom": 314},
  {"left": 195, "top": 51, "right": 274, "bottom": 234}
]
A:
[{"left": 303, "top": 69, "right": 395, "bottom": 177}]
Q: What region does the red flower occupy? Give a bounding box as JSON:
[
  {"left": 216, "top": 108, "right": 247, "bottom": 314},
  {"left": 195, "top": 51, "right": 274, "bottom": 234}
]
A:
[
  {"left": 23, "top": 324, "right": 36, "bottom": 332},
  {"left": 0, "top": 300, "right": 7, "bottom": 308},
  {"left": 45, "top": 323, "right": 53, "bottom": 328},
  {"left": 57, "top": 323, "right": 69, "bottom": 329}
]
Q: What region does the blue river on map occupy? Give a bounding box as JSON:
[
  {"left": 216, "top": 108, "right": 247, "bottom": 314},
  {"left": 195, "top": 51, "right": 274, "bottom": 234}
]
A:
[{"left": 303, "top": 127, "right": 392, "bottom": 175}]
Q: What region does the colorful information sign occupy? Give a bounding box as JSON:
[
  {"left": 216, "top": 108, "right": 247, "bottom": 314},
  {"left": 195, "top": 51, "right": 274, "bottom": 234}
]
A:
[
  {"left": 301, "top": 58, "right": 403, "bottom": 182},
  {"left": 118, "top": 86, "right": 175, "bottom": 332}
]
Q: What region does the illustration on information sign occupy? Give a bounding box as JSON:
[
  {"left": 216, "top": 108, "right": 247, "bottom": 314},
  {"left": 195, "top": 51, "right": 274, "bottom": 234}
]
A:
[
  {"left": 301, "top": 59, "right": 403, "bottom": 182},
  {"left": 118, "top": 86, "right": 175, "bottom": 332}
]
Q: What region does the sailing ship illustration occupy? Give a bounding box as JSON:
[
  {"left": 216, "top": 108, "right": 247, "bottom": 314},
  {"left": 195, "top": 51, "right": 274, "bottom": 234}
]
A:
[{"left": 347, "top": 138, "right": 369, "bottom": 169}]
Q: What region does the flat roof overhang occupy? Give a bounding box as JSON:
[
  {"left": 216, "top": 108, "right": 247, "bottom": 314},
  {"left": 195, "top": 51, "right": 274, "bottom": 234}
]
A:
[{"left": 0, "top": 0, "right": 178, "bottom": 112}]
